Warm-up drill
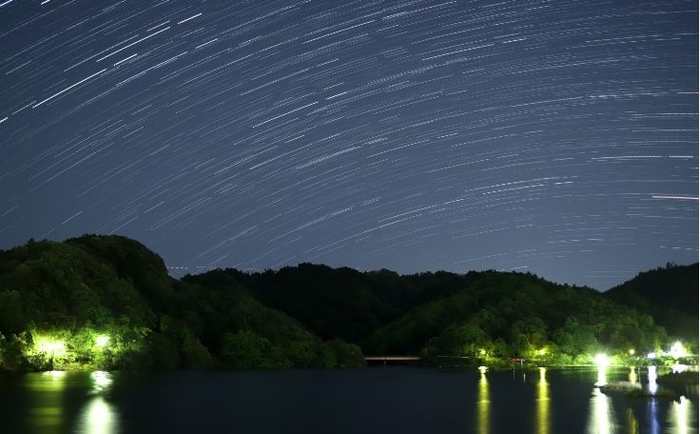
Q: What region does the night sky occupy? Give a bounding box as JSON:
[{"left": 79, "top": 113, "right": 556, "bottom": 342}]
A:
[{"left": 0, "top": 0, "right": 697, "bottom": 290}]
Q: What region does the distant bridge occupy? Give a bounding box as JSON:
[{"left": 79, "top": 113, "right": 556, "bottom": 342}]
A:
[{"left": 364, "top": 355, "right": 421, "bottom": 365}]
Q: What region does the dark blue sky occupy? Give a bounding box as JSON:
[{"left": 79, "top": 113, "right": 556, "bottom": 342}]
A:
[{"left": 0, "top": 0, "right": 697, "bottom": 290}]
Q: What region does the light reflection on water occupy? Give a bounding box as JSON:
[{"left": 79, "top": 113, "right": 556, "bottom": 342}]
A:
[
  {"left": 647, "top": 366, "right": 658, "bottom": 395},
  {"left": 628, "top": 367, "right": 638, "bottom": 385},
  {"left": 668, "top": 396, "right": 691, "bottom": 434},
  {"left": 596, "top": 364, "right": 608, "bottom": 387},
  {"left": 75, "top": 395, "right": 119, "bottom": 434},
  {"left": 26, "top": 371, "right": 67, "bottom": 430},
  {"left": 536, "top": 367, "right": 550, "bottom": 434},
  {"left": 583, "top": 365, "right": 697, "bottom": 434},
  {"left": 8, "top": 368, "right": 698, "bottom": 433},
  {"left": 23, "top": 371, "right": 120, "bottom": 434},
  {"left": 75, "top": 371, "right": 120, "bottom": 434},
  {"left": 649, "top": 399, "right": 660, "bottom": 434},
  {"left": 588, "top": 387, "right": 615, "bottom": 433},
  {"left": 477, "top": 370, "right": 490, "bottom": 434}
]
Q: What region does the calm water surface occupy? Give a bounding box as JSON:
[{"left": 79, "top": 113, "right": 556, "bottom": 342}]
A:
[{"left": 0, "top": 367, "right": 696, "bottom": 433}]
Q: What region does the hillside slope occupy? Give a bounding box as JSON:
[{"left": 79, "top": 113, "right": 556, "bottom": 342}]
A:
[
  {"left": 605, "top": 263, "right": 698, "bottom": 340},
  {"left": 0, "top": 236, "right": 362, "bottom": 372}
]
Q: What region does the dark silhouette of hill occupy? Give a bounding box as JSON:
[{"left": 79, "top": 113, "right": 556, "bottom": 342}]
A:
[
  {"left": 605, "top": 263, "right": 698, "bottom": 340},
  {"left": 185, "top": 263, "right": 688, "bottom": 366},
  {"left": 184, "top": 265, "right": 474, "bottom": 344}
]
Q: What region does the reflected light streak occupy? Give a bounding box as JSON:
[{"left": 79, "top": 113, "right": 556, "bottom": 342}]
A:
[
  {"left": 90, "top": 371, "right": 113, "bottom": 394},
  {"left": 625, "top": 408, "right": 639, "bottom": 434},
  {"left": 75, "top": 396, "right": 119, "bottom": 434},
  {"left": 647, "top": 366, "right": 658, "bottom": 395},
  {"left": 588, "top": 388, "right": 614, "bottom": 434},
  {"left": 536, "top": 367, "right": 550, "bottom": 434},
  {"left": 649, "top": 399, "right": 659, "bottom": 434},
  {"left": 477, "top": 370, "right": 490, "bottom": 434},
  {"left": 596, "top": 365, "right": 607, "bottom": 387},
  {"left": 27, "top": 371, "right": 67, "bottom": 430},
  {"left": 668, "top": 396, "right": 693, "bottom": 434},
  {"left": 628, "top": 367, "right": 638, "bottom": 385}
]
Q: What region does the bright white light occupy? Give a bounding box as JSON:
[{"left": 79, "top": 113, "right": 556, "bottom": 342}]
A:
[
  {"left": 646, "top": 352, "right": 656, "bottom": 359},
  {"left": 36, "top": 339, "right": 67, "bottom": 357},
  {"left": 594, "top": 354, "right": 609, "bottom": 386},
  {"left": 670, "top": 342, "right": 687, "bottom": 359},
  {"left": 648, "top": 366, "right": 658, "bottom": 395},
  {"left": 593, "top": 353, "right": 610, "bottom": 368},
  {"left": 478, "top": 365, "right": 488, "bottom": 374},
  {"left": 96, "top": 335, "right": 110, "bottom": 348},
  {"left": 672, "top": 364, "right": 689, "bottom": 374}
]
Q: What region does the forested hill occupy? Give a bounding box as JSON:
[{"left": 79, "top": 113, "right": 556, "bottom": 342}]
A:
[
  {"left": 0, "top": 235, "right": 363, "bottom": 372},
  {"left": 186, "top": 263, "right": 696, "bottom": 366},
  {"left": 0, "top": 235, "right": 695, "bottom": 372},
  {"left": 605, "top": 263, "right": 699, "bottom": 340}
]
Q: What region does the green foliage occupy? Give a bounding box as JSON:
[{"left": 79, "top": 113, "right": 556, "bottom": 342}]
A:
[
  {"left": 0, "top": 236, "right": 361, "bottom": 372},
  {"left": 220, "top": 330, "right": 287, "bottom": 369},
  {"left": 605, "top": 263, "right": 698, "bottom": 340},
  {"left": 0, "top": 235, "right": 690, "bottom": 371},
  {"left": 325, "top": 339, "right": 365, "bottom": 368}
]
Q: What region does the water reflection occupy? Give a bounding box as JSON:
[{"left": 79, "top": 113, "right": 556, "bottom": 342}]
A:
[
  {"left": 477, "top": 369, "right": 490, "bottom": 434},
  {"left": 647, "top": 366, "right": 658, "bottom": 395},
  {"left": 74, "top": 371, "right": 120, "bottom": 434},
  {"left": 668, "top": 396, "right": 694, "bottom": 434},
  {"left": 625, "top": 408, "right": 639, "bottom": 434},
  {"left": 75, "top": 396, "right": 119, "bottom": 434},
  {"left": 648, "top": 399, "right": 659, "bottom": 434},
  {"left": 596, "top": 364, "right": 608, "bottom": 387},
  {"left": 588, "top": 388, "right": 614, "bottom": 433},
  {"left": 628, "top": 367, "right": 638, "bottom": 385},
  {"left": 90, "top": 371, "right": 113, "bottom": 394},
  {"left": 535, "top": 367, "right": 550, "bottom": 434},
  {"left": 26, "top": 371, "right": 67, "bottom": 430}
]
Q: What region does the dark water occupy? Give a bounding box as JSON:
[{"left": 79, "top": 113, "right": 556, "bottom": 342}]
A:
[{"left": 0, "top": 367, "right": 696, "bottom": 433}]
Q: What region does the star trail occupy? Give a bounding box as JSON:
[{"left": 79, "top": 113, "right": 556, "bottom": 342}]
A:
[{"left": 0, "top": 0, "right": 697, "bottom": 290}]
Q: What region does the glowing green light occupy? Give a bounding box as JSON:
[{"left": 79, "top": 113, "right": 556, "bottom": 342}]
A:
[
  {"left": 478, "top": 365, "right": 488, "bottom": 374},
  {"left": 36, "top": 338, "right": 67, "bottom": 357},
  {"left": 95, "top": 335, "right": 110, "bottom": 348}
]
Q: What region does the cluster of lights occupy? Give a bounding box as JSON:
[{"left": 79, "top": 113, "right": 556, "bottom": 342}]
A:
[
  {"left": 33, "top": 334, "right": 111, "bottom": 359},
  {"left": 35, "top": 338, "right": 67, "bottom": 357},
  {"left": 646, "top": 341, "right": 688, "bottom": 360}
]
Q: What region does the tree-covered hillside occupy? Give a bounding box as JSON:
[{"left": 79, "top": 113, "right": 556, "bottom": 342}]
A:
[
  {"left": 364, "top": 272, "right": 670, "bottom": 366},
  {"left": 187, "top": 263, "right": 696, "bottom": 367},
  {"left": 1, "top": 235, "right": 694, "bottom": 372},
  {"left": 186, "top": 265, "right": 474, "bottom": 344},
  {"left": 0, "top": 236, "right": 363, "bottom": 372},
  {"left": 605, "top": 263, "right": 698, "bottom": 341}
]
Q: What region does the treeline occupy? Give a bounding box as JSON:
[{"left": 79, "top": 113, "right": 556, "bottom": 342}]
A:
[
  {"left": 187, "top": 264, "right": 692, "bottom": 367},
  {"left": 0, "top": 236, "right": 364, "bottom": 372},
  {"left": 0, "top": 235, "right": 695, "bottom": 372},
  {"left": 606, "top": 263, "right": 699, "bottom": 341}
]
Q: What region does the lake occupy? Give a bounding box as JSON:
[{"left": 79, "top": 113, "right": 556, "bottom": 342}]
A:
[{"left": 0, "top": 366, "right": 696, "bottom": 433}]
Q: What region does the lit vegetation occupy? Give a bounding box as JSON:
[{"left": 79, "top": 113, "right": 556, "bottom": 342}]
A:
[
  {"left": 0, "top": 235, "right": 695, "bottom": 371},
  {"left": 0, "top": 236, "right": 364, "bottom": 372}
]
